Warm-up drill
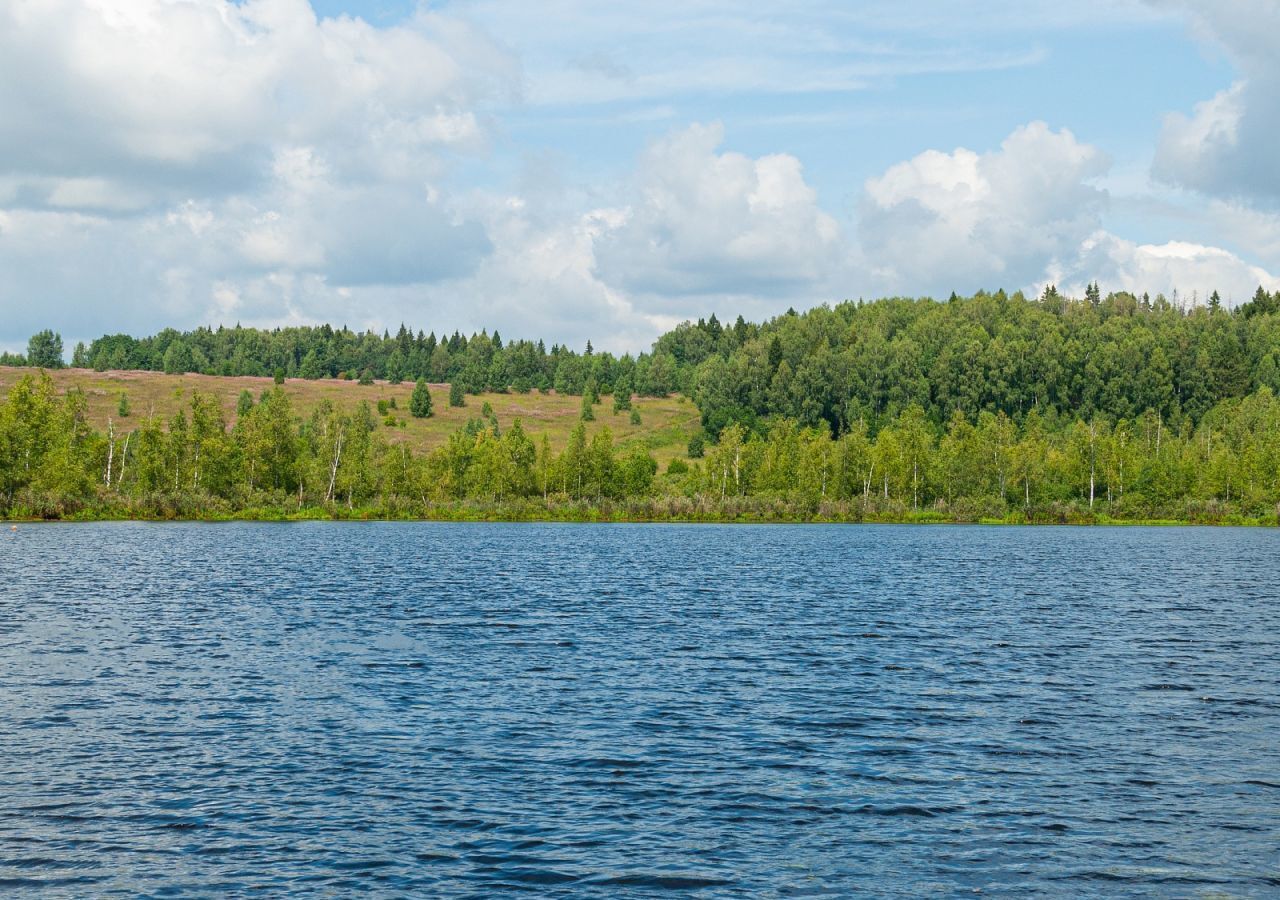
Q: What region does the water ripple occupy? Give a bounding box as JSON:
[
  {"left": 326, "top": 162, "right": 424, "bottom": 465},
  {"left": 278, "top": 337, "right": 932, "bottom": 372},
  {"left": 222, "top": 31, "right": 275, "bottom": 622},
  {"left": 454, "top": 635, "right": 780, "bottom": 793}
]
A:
[{"left": 0, "top": 522, "right": 1277, "bottom": 896}]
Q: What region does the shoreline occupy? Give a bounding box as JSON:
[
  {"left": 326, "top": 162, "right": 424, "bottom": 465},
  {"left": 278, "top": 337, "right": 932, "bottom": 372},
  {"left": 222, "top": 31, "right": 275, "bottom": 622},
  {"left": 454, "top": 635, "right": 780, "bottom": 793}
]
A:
[{"left": 5, "top": 510, "right": 1274, "bottom": 527}]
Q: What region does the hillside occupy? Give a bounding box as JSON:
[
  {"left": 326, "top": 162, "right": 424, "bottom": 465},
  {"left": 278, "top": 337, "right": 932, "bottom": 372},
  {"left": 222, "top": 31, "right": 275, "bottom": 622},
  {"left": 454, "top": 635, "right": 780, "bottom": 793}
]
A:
[{"left": 0, "top": 367, "right": 702, "bottom": 465}]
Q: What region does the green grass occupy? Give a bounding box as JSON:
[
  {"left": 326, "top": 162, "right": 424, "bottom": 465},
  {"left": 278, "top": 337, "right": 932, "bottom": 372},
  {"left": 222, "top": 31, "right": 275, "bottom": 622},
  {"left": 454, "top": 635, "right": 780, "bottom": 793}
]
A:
[{"left": 0, "top": 367, "right": 703, "bottom": 464}]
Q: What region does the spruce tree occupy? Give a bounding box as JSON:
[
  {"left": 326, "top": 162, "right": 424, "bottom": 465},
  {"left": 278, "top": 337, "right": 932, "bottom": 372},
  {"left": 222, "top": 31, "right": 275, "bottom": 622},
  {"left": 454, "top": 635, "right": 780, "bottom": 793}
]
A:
[
  {"left": 117, "top": 393, "right": 131, "bottom": 418},
  {"left": 449, "top": 381, "right": 465, "bottom": 407},
  {"left": 1086, "top": 281, "right": 1102, "bottom": 307},
  {"left": 581, "top": 393, "right": 595, "bottom": 421},
  {"left": 410, "top": 378, "right": 433, "bottom": 418}
]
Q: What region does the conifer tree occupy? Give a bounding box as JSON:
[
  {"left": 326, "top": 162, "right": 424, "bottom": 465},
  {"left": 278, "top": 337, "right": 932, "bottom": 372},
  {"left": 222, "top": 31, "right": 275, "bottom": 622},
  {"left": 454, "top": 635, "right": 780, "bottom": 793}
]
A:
[
  {"left": 449, "top": 381, "right": 465, "bottom": 407},
  {"left": 410, "top": 378, "right": 433, "bottom": 418}
]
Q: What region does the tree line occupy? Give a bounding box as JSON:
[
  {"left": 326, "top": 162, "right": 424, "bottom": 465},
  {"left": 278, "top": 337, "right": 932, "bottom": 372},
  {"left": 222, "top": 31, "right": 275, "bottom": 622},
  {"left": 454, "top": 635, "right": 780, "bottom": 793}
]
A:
[
  {"left": 6, "top": 285, "right": 1280, "bottom": 437},
  {"left": 2, "top": 368, "right": 1279, "bottom": 524},
  {"left": 686, "top": 285, "right": 1280, "bottom": 438},
  {"left": 29, "top": 324, "right": 683, "bottom": 399},
  {"left": 4, "top": 284, "right": 1280, "bottom": 522},
  {"left": 0, "top": 373, "right": 659, "bottom": 519}
]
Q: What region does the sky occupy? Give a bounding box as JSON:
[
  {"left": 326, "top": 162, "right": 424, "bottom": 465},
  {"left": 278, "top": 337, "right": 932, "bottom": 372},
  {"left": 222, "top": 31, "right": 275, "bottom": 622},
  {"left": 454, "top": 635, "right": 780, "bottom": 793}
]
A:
[{"left": 2, "top": 1, "right": 1279, "bottom": 354}]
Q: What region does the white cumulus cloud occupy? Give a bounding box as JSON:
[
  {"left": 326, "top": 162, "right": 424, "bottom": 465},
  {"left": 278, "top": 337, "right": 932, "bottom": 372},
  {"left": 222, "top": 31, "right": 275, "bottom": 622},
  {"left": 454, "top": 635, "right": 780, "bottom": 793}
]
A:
[
  {"left": 1150, "top": 0, "right": 1280, "bottom": 206},
  {"left": 594, "top": 122, "right": 843, "bottom": 301},
  {"left": 1057, "top": 234, "right": 1279, "bottom": 305},
  {"left": 858, "top": 121, "right": 1109, "bottom": 295}
]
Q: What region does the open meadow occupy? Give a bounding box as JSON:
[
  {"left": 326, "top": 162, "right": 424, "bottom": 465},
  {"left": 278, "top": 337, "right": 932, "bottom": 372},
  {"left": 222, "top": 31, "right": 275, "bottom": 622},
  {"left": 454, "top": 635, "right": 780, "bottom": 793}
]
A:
[{"left": 0, "top": 367, "right": 702, "bottom": 466}]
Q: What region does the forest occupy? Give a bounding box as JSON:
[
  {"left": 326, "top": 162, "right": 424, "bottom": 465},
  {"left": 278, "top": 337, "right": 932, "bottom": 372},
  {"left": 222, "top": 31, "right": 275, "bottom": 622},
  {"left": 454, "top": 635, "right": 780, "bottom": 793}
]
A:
[{"left": 3, "top": 285, "right": 1280, "bottom": 523}]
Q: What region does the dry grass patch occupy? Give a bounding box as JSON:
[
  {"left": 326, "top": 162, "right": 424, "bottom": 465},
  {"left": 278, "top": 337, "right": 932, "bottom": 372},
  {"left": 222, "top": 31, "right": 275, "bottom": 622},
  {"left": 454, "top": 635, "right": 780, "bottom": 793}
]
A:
[{"left": 0, "top": 367, "right": 701, "bottom": 462}]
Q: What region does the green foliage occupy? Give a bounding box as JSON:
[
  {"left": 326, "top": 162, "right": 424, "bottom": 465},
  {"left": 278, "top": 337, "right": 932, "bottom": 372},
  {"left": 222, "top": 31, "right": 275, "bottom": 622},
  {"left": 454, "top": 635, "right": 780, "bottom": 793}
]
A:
[
  {"left": 688, "top": 433, "right": 705, "bottom": 458},
  {"left": 117, "top": 393, "right": 131, "bottom": 418},
  {"left": 2, "top": 370, "right": 1279, "bottom": 523},
  {"left": 77, "top": 322, "right": 668, "bottom": 402},
  {"left": 12, "top": 286, "right": 1280, "bottom": 523},
  {"left": 299, "top": 349, "right": 324, "bottom": 380},
  {"left": 410, "top": 379, "right": 433, "bottom": 418},
  {"left": 274, "top": 368, "right": 285, "bottom": 385},
  {"left": 630, "top": 409, "right": 642, "bottom": 426},
  {"left": 27, "top": 330, "right": 65, "bottom": 369},
  {"left": 72, "top": 287, "right": 1280, "bottom": 426},
  {"left": 162, "top": 340, "right": 189, "bottom": 375},
  {"left": 386, "top": 349, "right": 405, "bottom": 385},
  {"left": 689, "top": 289, "right": 1280, "bottom": 437},
  {"left": 358, "top": 368, "right": 375, "bottom": 386}
]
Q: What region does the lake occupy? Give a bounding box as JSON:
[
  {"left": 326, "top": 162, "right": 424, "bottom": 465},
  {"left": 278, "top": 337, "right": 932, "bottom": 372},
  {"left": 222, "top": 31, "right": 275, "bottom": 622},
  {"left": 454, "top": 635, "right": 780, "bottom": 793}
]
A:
[{"left": 1, "top": 523, "right": 1277, "bottom": 896}]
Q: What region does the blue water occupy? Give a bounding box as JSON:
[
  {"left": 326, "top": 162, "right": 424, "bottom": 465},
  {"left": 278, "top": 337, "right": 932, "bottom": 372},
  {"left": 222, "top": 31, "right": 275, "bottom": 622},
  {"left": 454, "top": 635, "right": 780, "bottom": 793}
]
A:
[{"left": 1, "top": 523, "right": 1277, "bottom": 897}]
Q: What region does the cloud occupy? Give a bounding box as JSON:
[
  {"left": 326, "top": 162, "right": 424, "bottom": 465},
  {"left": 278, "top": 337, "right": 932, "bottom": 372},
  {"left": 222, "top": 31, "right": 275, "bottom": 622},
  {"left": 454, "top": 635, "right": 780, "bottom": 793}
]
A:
[
  {"left": 2, "top": 2, "right": 1278, "bottom": 357},
  {"left": 1150, "top": 1, "right": 1280, "bottom": 206},
  {"left": 1056, "top": 234, "right": 1279, "bottom": 305},
  {"left": 427, "top": 198, "right": 680, "bottom": 351},
  {"left": 854, "top": 119, "right": 1280, "bottom": 304},
  {"left": 857, "top": 122, "right": 1109, "bottom": 295},
  {"left": 0, "top": 0, "right": 514, "bottom": 203},
  {"left": 0, "top": 0, "right": 513, "bottom": 349},
  {"left": 593, "top": 123, "right": 842, "bottom": 300},
  {"left": 1196, "top": 200, "right": 1280, "bottom": 274}
]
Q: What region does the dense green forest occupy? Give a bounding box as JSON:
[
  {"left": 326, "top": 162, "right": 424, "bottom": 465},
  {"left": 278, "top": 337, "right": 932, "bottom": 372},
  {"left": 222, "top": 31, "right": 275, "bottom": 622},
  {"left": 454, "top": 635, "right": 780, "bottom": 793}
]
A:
[{"left": 3, "top": 286, "right": 1280, "bottom": 523}]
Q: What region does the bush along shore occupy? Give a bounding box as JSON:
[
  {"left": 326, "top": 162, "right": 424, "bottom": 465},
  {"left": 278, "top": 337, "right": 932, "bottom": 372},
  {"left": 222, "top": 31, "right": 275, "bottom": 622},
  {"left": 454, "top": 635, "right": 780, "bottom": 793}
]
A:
[{"left": 2, "top": 367, "right": 1279, "bottom": 525}]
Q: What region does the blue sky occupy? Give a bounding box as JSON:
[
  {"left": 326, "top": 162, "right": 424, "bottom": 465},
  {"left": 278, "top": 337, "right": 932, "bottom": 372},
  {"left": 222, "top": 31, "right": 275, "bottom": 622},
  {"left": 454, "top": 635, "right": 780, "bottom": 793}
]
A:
[{"left": 1, "top": 0, "right": 1277, "bottom": 353}]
